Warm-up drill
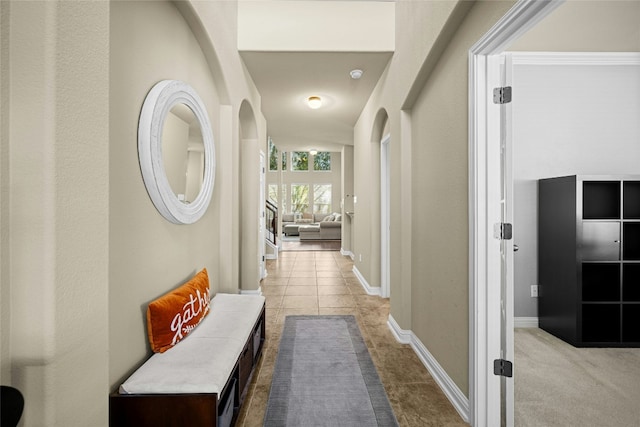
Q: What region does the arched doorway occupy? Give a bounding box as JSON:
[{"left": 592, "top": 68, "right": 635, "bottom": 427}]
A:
[
  {"left": 371, "top": 109, "right": 390, "bottom": 297},
  {"left": 239, "top": 100, "right": 262, "bottom": 292}
]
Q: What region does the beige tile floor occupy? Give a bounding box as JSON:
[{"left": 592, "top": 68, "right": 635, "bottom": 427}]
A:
[{"left": 236, "top": 250, "right": 467, "bottom": 427}]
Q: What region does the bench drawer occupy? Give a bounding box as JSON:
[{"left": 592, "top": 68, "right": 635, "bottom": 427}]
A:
[
  {"left": 238, "top": 340, "right": 253, "bottom": 397},
  {"left": 218, "top": 378, "right": 235, "bottom": 427},
  {"left": 253, "top": 319, "right": 262, "bottom": 359}
]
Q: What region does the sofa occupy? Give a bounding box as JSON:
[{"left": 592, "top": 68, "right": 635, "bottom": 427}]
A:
[{"left": 281, "top": 212, "right": 342, "bottom": 240}]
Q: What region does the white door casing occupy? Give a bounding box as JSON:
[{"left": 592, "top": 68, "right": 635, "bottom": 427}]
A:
[
  {"left": 381, "top": 133, "right": 391, "bottom": 298},
  {"left": 495, "top": 53, "right": 514, "bottom": 427},
  {"left": 468, "top": 1, "right": 563, "bottom": 426},
  {"left": 259, "top": 151, "right": 266, "bottom": 280}
]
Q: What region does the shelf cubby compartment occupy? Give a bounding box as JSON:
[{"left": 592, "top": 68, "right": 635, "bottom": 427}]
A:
[
  {"left": 581, "top": 263, "right": 620, "bottom": 302},
  {"left": 623, "top": 181, "right": 640, "bottom": 219},
  {"left": 583, "top": 181, "right": 620, "bottom": 219},
  {"left": 623, "top": 223, "right": 640, "bottom": 260},
  {"left": 623, "top": 264, "right": 640, "bottom": 302},
  {"left": 622, "top": 305, "right": 640, "bottom": 342},
  {"left": 582, "top": 303, "right": 620, "bottom": 343}
]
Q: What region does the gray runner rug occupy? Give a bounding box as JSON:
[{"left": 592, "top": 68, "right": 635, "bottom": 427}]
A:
[{"left": 263, "top": 315, "right": 399, "bottom": 427}]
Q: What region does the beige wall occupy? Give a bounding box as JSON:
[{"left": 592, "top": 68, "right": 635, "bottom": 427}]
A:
[
  {"left": 5, "top": 0, "right": 636, "bottom": 424},
  {"left": 110, "top": 0, "right": 265, "bottom": 387},
  {"left": 353, "top": 0, "right": 516, "bottom": 397},
  {"left": 109, "top": 0, "right": 225, "bottom": 389},
  {"left": 238, "top": 0, "right": 395, "bottom": 52},
  {"left": 1, "top": 1, "right": 110, "bottom": 425},
  {"left": 510, "top": 0, "right": 640, "bottom": 52},
  {"left": 1, "top": 1, "right": 264, "bottom": 425},
  {"left": 353, "top": 0, "right": 640, "bottom": 400}
]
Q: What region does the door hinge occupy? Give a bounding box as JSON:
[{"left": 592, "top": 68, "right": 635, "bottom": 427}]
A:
[
  {"left": 493, "top": 223, "right": 513, "bottom": 240},
  {"left": 493, "top": 86, "right": 512, "bottom": 104},
  {"left": 494, "top": 359, "right": 513, "bottom": 377}
]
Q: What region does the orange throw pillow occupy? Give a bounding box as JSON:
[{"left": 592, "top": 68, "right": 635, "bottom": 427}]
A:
[{"left": 146, "top": 268, "right": 211, "bottom": 353}]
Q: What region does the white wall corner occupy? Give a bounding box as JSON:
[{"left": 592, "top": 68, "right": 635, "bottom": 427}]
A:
[
  {"left": 352, "top": 266, "right": 381, "bottom": 296},
  {"left": 514, "top": 317, "right": 539, "bottom": 328}
]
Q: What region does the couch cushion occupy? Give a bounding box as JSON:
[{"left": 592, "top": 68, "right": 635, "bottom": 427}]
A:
[
  {"left": 146, "top": 269, "right": 211, "bottom": 353},
  {"left": 320, "top": 221, "right": 341, "bottom": 228},
  {"left": 282, "top": 213, "right": 295, "bottom": 222}
]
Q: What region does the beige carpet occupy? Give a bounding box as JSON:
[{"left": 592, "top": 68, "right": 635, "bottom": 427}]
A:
[{"left": 515, "top": 328, "right": 640, "bottom": 427}]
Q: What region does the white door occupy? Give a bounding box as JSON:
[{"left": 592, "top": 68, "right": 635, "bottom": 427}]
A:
[
  {"left": 381, "top": 134, "right": 391, "bottom": 298},
  {"left": 494, "top": 53, "right": 514, "bottom": 427},
  {"left": 259, "top": 151, "right": 266, "bottom": 280}
]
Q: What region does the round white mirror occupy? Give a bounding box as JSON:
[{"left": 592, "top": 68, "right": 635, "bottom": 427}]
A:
[{"left": 138, "top": 80, "right": 215, "bottom": 224}]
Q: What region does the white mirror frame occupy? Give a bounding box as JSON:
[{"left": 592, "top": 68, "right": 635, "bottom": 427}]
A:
[{"left": 138, "top": 80, "right": 215, "bottom": 224}]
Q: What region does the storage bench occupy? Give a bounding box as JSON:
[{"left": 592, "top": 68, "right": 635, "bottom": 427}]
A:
[{"left": 110, "top": 293, "right": 265, "bottom": 427}]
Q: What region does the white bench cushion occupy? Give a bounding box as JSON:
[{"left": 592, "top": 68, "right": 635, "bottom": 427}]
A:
[{"left": 119, "top": 293, "right": 265, "bottom": 395}]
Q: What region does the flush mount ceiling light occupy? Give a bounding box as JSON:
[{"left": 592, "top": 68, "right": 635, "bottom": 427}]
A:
[
  {"left": 310, "top": 149, "right": 318, "bottom": 155},
  {"left": 307, "top": 96, "right": 322, "bottom": 109},
  {"left": 350, "top": 69, "right": 363, "bottom": 80}
]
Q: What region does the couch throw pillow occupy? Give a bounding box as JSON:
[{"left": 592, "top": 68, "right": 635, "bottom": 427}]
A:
[{"left": 146, "top": 268, "right": 211, "bottom": 353}]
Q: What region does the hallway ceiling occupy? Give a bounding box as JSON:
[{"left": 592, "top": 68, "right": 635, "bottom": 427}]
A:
[{"left": 240, "top": 51, "right": 393, "bottom": 152}]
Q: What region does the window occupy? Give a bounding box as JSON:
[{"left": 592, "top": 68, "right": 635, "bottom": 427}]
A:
[
  {"left": 268, "top": 184, "right": 287, "bottom": 212},
  {"left": 268, "top": 138, "right": 278, "bottom": 171},
  {"left": 313, "top": 152, "right": 331, "bottom": 171},
  {"left": 291, "top": 151, "right": 308, "bottom": 171},
  {"left": 280, "top": 185, "right": 287, "bottom": 213},
  {"left": 268, "top": 138, "right": 287, "bottom": 171},
  {"left": 268, "top": 184, "right": 278, "bottom": 205},
  {"left": 313, "top": 184, "right": 332, "bottom": 214},
  {"left": 290, "top": 184, "right": 309, "bottom": 213}
]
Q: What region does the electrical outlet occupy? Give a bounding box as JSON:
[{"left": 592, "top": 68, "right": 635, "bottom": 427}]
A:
[
  {"left": 359, "top": 254, "right": 362, "bottom": 262},
  {"left": 531, "top": 285, "right": 539, "bottom": 298}
]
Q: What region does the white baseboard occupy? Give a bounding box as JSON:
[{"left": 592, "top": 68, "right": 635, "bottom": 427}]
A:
[
  {"left": 265, "top": 240, "right": 278, "bottom": 260},
  {"left": 352, "top": 266, "right": 381, "bottom": 296},
  {"left": 340, "top": 248, "right": 354, "bottom": 260},
  {"left": 240, "top": 286, "right": 262, "bottom": 296},
  {"left": 387, "top": 315, "right": 412, "bottom": 344},
  {"left": 514, "top": 317, "right": 539, "bottom": 328},
  {"left": 387, "top": 314, "right": 470, "bottom": 424}
]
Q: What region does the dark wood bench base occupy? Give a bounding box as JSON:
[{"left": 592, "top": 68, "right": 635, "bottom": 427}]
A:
[{"left": 110, "top": 305, "right": 265, "bottom": 427}]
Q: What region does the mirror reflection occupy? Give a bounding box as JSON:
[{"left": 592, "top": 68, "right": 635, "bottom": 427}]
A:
[{"left": 161, "top": 103, "right": 205, "bottom": 204}]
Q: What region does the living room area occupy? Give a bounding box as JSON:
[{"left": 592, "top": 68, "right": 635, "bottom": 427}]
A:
[{"left": 266, "top": 139, "right": 351, "bottom": 252}]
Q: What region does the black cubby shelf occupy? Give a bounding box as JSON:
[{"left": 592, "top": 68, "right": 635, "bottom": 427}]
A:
[
  {"left": 623, "top": 181, "right": 640, "bottom": 219},
  {"left": 539, "top": 175, "right": 640, "bottom": 348}
]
